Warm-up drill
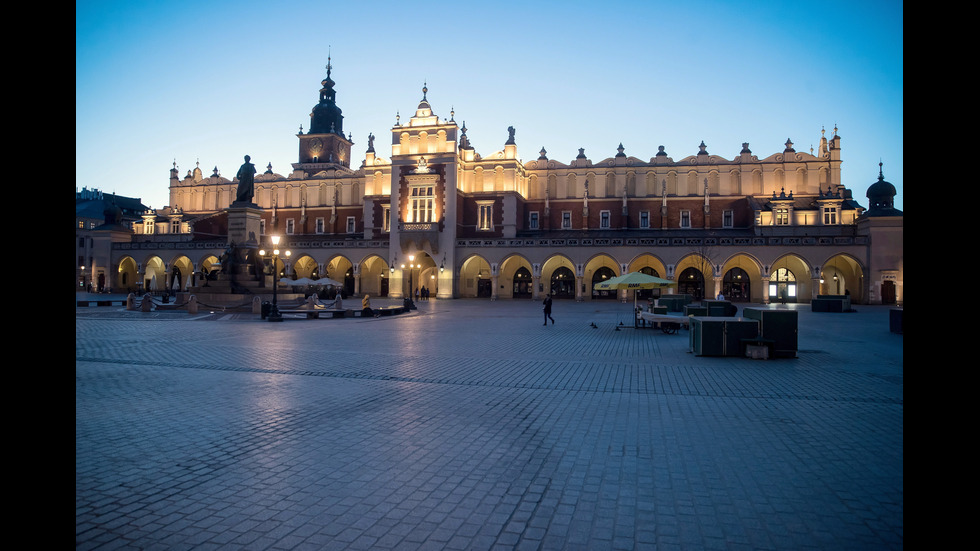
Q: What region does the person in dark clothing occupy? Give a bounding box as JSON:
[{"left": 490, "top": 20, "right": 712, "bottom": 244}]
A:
[{"left": 543, "top": 294, "right": 554, "bottom": 325}]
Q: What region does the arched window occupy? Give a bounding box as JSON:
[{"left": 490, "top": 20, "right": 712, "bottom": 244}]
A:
[{"left": 769, "top": 267, "right": 797, "bottom": 303}]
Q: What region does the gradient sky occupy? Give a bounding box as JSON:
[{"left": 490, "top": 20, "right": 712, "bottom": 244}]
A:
[{"left": 77, "top": 0, "right": 903, "bottom": 212}]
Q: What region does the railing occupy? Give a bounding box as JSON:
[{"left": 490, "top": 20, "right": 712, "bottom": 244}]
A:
[{"left": 400, "top": 222, "right": 439, "bottom": 232}]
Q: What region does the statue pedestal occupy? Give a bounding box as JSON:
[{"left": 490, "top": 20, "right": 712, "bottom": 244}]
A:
[{"left": 226, "top": 203, "right": 262, "bottom": 246}]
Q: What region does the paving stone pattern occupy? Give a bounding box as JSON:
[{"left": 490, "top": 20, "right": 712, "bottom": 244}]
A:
[{"left": 76, "top": 299, "right": 903, "bottom": 550}]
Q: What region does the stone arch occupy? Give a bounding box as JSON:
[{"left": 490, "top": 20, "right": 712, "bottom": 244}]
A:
[
  {"left": 116, "top": 256, "right": 139, "bottom": 293},
  {"left": 167, "top": 255, "right": 194, "bottom": 291},
  {"left": 499, "top": 253, "right": 534, "bottom": 300},
  {"left": 585, "top": 254, "right": 620, "bottom": 300},
  {"left": 292, "top": 254, "right": 319, "bottom": 279},
  {"left": 142, "top": 256, "right": 167, "bottom": 292},
  {"left": 719, "top": 253, "right": 763, "bottom": 303},
  {"left": 541, "top": 254, "right": 575, "bottom": 298},
  {"left": 459, "top": 254, "right": 493, "bottom": 298},
  {"left": 819, "top": 253, "right": 864, "bottom": 300},
  {"left": 767, "top": 253, "right": 810, "bottom": 304}
]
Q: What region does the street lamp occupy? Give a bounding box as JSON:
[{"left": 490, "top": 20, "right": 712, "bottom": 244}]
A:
[
  {"left": 402, "top": 254, "right": 418, "bottom": 310},
  {"left": 260, "top": 235, "right": 291, "bottom": 322}
]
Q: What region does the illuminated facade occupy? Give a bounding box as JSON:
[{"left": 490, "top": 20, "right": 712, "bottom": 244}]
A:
[{"left": 96, "top": 63, "right": 903, "bottom": 305}]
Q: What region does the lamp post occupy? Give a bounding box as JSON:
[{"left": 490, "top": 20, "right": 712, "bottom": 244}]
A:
[
  {"left": 402, "top": 254, "right": 418, "bottom": 310},
  {"left": 260, "top": 235, "right": 291, "bottom": 322}
]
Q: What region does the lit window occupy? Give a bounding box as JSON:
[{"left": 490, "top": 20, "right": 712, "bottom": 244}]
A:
[
  {"left": 478, "top": 203, "right": 493, "bottom": 231},
  {"left": 410, "top": 185, "right": 434, "bottom": 223},
  {"left": 776, "top": 208, "right": 789, "bottom": 225}
]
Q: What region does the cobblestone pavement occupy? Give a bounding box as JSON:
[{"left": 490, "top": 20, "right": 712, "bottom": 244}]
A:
[{"left": 76, "top": 298, "right": 903, "bottom": 550}]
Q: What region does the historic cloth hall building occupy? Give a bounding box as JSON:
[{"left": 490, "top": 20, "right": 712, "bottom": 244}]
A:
[{"left": 83, "top": 62, "right": 903, "bottom": 305}]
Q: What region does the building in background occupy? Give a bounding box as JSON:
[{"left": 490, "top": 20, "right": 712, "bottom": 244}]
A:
[{"left": 84, "top": 63, "right": 903, "bottom": 305}]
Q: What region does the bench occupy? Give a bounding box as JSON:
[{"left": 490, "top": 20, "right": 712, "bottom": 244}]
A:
[{"left": 277, "top": 308, "right": 326, "bottom": 319}]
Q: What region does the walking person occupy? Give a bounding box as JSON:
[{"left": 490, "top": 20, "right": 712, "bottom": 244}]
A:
[{"left": 543, "top": 294, "right": 554, "bottom": 325}]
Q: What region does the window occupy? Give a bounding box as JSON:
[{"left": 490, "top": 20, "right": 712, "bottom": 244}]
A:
[
  {"left": 639, "top": 211, "right": 650, "bottom": 228},
  {"left": 776, "top": 208, "right": 789, "bottom": 225},
  {"left": 260, "top": 220, "right": 266, "bottom": 235},
  {"left": 680, "top": 210, "right": 691, "bottom": 228},
  {"left": 478, "top": 202, "right": 493, "bottom": 231},
  {"left": 723, "top": 210, "right": 733, "bottom": 228},
  {"left": 346, "top": 216, "right": 356, "bottom": 234},
  {"left": 144, "top": 220, "right": 154, "bottom": 234},
  {"left": 171, "top": 220, "right": 181, "bottom": 234},
  {"left": 315, "top": 218, "right": 324, "bottom": 234},
  {"left": 823, "top": 207, "right": 837, "bottom": 225},
  {"left": 410, "top": 185, "right": 434, "bottom": 223},
  {"left": 286, "top": 219, "right": 295, "bottom": 234},
  {"left": 383, "top": 206, "right": 391, "bottom": 232},
  {"left": 600, "top": 210, "right": 610, "bottom": 229},
  {"left": 529, "top": 211, "right": 539, "bottom": 230},
  {"left": 562, "top": 211, "right": 572, "bottom": 229},
  {"left": 78, "top": 220, "right": 84, "bottom": 229}
]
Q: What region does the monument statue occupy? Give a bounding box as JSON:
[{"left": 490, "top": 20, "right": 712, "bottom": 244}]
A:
[{"left": 235, "top": 155, "right": 257, "bottom": 204}]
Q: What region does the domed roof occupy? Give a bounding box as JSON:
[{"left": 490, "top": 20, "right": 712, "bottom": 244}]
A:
[{"left": 864, "top": 162, "right": 901, "bottom": 216}]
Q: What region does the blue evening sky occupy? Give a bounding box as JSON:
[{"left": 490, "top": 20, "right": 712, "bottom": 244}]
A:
[{"left": 77, "top": 0, "right": 903, "bottom": 212}]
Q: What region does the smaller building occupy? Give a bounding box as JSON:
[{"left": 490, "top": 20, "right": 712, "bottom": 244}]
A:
[{"left": 76, "top": 188, "right": 149, "bottom": 292}]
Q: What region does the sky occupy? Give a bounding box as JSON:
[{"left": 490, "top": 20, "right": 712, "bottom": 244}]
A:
[{"left": 77, "top": 0, "right": 903, "bottom": 212}]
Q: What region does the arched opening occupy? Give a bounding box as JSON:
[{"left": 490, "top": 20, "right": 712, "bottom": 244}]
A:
[
  {"left": 591, "top": 266, "right": 618, "bottom": 299},
  {"left": 513, "top": 266, "right": 532, "bottom": 297},
  {"left": 117, "top": 257, "right": 139, "bottom": 293},
  {"left": 723, "top": 267, "right": 751, "bottom": 302},
  {"left": 677, "top": 267, "right": 705, "bottom": 300},
  {"left": 551, "top": 266, "right": 575, "bottom": 298},
  {"left": 769, "top": 267, "right": 798, "bottom": 303},
  {"left": 636, "top": 265, "right": 665, "bottom": 300}
]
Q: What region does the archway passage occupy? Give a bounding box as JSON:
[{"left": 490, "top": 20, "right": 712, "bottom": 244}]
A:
[
  {"left": 551, "top": 266, "right": 575, "bottom": 298},
  {"left": 513, "top": 266, "right": 532, "bottom": 297},
  {"left": 591, "top": 266, "right": 618, "bottom": 299},
  {"left": 769, "top": 267, "right": 798, "bottom": 303},
  {"left": 636, "top": 266, "right": 664, "bottom": 300},
  {"left": 723, "top": 267, "right": 751, "bottom": 302},
  {"left": 677, "top": 267, "right": 704, "bottom": 300}
]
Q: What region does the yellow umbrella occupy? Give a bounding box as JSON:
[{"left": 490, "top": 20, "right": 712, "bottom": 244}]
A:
[
  {"left": 593, "top": 271, "right": 673, "bottom": 292},
  {"left": 594, "top": 272, "right": 674, "bottom": 327}
]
